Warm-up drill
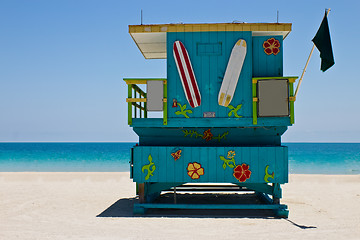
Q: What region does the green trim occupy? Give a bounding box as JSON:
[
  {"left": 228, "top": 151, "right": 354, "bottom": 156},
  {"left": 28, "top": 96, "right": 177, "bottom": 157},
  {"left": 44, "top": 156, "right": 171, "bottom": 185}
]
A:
[
  {"left": 163, "top": 82, "right": 167, "bottom": 125},
  {"left": 123, "top": 78, "right": 167, "bottom": 81},
  {"left": 252, "top": 76, "right": 298, "bottom": 81},
  {"left": 125, "top": 78, "right": 165, "bottom": 124},
  {"left": 252, "top": 82, "right": 257, "bottom": 125},
  {"left": 289, "top": 81, "right": 295, "bottom": 124},
  {"left": 128, "top": 84, "right": 132, "bottom": 125},
  {"left": 252, "top": 76, "right": 298, "bottom": 125}
]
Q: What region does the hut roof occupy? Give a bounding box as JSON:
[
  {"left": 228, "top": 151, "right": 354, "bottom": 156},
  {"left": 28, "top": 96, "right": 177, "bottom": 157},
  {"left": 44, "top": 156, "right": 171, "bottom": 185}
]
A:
[{"left": 129, "top": 23, "right": 292, "bottom": 59}]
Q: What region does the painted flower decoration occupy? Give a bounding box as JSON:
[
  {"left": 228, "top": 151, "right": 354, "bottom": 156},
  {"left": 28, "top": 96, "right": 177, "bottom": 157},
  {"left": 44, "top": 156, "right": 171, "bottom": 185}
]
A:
[
  {"left": 187, "top": 162, "right": 204, "bottom": 179},
  {"left": 227, "top": 150, "right": 236, "bottom": 159},
  {"left": 263, "top": 38, "right": 280, "bottom": 55},
  {"left": 172, "top": 98, "right": 178, "bottom": 108},
  {"left": 202, "top": 129, "right": 213, "bottom": 142},
  {"left": 233, "top": 163, "right": 251, "bottom": 182}
]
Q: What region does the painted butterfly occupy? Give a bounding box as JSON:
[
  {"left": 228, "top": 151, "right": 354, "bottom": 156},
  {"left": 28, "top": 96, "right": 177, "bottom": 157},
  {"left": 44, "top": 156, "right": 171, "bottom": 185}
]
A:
[{"left": 171, "top": 150, "right": 182, "bottom": 161}]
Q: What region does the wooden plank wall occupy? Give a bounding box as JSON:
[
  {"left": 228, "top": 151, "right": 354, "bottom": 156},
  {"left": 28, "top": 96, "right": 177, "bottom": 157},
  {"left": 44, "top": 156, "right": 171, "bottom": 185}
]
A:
[
  {"left": 167, "top": 31, "right": 253, "bottom": 119},
  {"left": 252, "top": 36, "right": 283, "bottom": 77},
  {"left": 133, "top": 146, "right": 288, "bottom": 184}
]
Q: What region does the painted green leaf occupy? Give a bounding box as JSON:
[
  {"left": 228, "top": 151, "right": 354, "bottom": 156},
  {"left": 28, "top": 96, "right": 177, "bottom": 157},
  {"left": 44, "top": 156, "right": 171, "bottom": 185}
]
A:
[
  {"left": 142, "top": 154, "right": 156, "bottom": 181},
  {"left": 175, "top": 103, "right": 192, "bottom": 118},
  {"left": 227, "top": 104, "right": 243, "bottom": 118}
]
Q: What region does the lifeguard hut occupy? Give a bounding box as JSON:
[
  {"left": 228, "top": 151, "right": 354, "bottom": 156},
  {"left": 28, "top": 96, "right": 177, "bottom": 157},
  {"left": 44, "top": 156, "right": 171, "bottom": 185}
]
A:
[{"left": 124, "top": 22, "right": 297, "bottom": 218}]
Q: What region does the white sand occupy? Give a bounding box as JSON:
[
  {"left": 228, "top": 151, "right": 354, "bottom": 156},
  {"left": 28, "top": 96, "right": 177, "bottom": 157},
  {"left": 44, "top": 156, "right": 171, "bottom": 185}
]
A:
[{"left": 0, "top": 173, "right": 359, "bottom": 240}]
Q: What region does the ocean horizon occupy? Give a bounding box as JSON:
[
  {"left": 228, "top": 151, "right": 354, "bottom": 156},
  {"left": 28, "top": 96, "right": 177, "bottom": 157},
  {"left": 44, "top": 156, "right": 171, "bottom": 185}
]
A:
[{"left": 0, "top": 142, "right": 359, "bottom": 174}]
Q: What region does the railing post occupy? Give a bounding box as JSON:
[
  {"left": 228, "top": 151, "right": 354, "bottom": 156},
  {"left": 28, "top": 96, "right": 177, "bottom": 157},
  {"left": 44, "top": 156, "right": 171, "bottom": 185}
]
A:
[
  {"left": 252, "top": 79, "right": 258, "bottom": 125},
  {"left": 140, "top": 92, "right": 142, "bottom": 118},
  {"left": 128, "top": 84, "right": 132, "bottom": 125},
  {"left": 289, "top": 79, "right": 295, "bottom": 124},
  {"left": 163, "top": 81, "right": 167, "bottom": 125},
  {"left": 144, "top": 92, "right": 148, "bottom": 118},
  {"left": 134, "top": 89, "right": 137, "bottom": 118}
]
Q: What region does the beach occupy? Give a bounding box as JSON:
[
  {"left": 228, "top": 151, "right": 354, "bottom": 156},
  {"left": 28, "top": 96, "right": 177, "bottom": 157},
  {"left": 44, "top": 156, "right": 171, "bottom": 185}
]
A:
[{"left": 0, "top": 172, "right": 359, "bottom": 239}]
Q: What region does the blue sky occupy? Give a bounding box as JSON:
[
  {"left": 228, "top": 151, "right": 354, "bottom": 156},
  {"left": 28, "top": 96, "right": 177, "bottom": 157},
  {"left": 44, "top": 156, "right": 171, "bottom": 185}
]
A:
[{"left": 1, "top": 0, "right": 359, "bottom": 142}]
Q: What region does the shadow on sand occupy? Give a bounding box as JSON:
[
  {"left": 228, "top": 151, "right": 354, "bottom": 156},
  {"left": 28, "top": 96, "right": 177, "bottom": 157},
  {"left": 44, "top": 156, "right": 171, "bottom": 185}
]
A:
[
  {"left": 96, "top": 193, "right": 317, "bottom": 229},
  {"left": 98, "top": 193, "right": 277, "bottom": 219},
  {"left": 96, "top": 196, "right": 277, "bottom": 218}
]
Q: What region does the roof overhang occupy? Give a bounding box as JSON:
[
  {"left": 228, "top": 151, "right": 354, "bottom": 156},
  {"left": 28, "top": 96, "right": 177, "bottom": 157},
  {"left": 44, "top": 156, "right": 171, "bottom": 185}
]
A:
[{"left": 129, "top": 23, "right": 292, "bottom": 59}]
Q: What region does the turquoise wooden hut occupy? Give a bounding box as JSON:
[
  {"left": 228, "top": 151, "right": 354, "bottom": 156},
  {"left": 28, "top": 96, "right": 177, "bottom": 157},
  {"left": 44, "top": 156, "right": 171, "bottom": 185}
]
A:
[{"left": 124, "top": 22, "right": 297, "bottom": 217}]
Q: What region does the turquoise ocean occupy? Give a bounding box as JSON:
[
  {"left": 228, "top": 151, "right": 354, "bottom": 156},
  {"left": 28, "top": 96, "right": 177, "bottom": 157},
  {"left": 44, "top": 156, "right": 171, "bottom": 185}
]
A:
[{"left": 0, "top": 143, "right": 359, "bottom": 174}]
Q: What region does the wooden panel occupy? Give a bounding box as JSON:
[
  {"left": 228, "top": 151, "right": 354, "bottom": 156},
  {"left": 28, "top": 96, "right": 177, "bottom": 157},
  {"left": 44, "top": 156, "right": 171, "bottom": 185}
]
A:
[
  {"left": 134, "top": 126, "right": 286, "bottom": 146},
  {"left": 208, "top": 146, "right": 217, "bottom": 181},
  {"left": 264, "top": 147, "right": 276, "bottom": 183},
  {"left": 166, "top": 32, "right": 178, "bottom": 116},
  {"left": 242, "top": 147, "right": 252, "bottom": 181},
  {"left": 167, "top": 31, "right": 252, "bottom": 120},
  {"left": 174, "top": 146, "right": 184, "bottom": 183},
  {"left": 275, "top": 146, "right": 284, "bottom": 183},
  {"left": 250, "top": 147, "right": 260, "bottom": 182},
  {"left": 166, "top": 146, "right": 175, "bottom": 183},
  {"left": 216, "top": 30, "right": 227, "bottom": 118},
  {"left": 252, "top": 36, "right": 283, "bottom": 77},
  {"left": 132, "top": 146, "right": 288, "bottom": 184},
  {"left": 198, "top": 30, "right": 209, "bottom": 118},
  {"left": 236, "top": 32, "right": 252, "bottom": 118},
  {"left": 284, "top": 147, "right": 289, "bottom": 183},
  {"left": 158, "top": 146, "right": 167, "bottom": 182},
  {"left": 208, "top": 32, "right": 217, "bottom": 115},
  {"left": 199, "top": 147, "right": 210, "bottom": 182}
]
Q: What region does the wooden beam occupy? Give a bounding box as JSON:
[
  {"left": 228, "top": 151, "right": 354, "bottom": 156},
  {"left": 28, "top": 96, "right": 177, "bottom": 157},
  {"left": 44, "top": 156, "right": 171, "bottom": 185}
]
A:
[
  {"left": 131, "top": 84, "right": 146, "bottom": 98},
  {"left": 124, "top": 78, "right": 167, "bottom": 85},
  {"left": 126, "top": 98, "right": 147, "bottom": 103},
  {"left": 131, "top": 102, "right": 145, "bottom": 111}
]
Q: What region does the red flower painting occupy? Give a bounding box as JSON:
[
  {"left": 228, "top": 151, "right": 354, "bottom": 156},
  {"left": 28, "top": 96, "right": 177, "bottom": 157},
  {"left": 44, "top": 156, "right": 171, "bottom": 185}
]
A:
[
  {"left": 233, "top": 163, "right": 251, "bottom": 182},
  {"left": 202, "top": 129, "right": 213, "bottom": 142},
  {"left": 263, "top": 38, "right": 280, "bottom": 55}
]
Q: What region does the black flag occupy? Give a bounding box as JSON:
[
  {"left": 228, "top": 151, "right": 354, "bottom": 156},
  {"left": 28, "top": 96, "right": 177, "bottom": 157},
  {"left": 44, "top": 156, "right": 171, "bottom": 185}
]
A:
[{"left": 312, "top": 11, "right": 335, "bottom": 72}]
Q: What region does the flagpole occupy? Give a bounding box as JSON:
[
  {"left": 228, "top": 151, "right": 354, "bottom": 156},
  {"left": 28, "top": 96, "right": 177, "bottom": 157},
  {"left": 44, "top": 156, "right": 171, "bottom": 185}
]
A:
[{"left": 294, "top": 8, "right": 331, "bottom": 99}]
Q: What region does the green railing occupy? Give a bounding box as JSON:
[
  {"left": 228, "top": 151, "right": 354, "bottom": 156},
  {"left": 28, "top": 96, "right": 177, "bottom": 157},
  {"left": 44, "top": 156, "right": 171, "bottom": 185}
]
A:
[
  {"left": 124, "top": 78, "right": 167, "bottom": 125},
  {"left": 252, "top": 77, "right": 297, "bottom": 125}
]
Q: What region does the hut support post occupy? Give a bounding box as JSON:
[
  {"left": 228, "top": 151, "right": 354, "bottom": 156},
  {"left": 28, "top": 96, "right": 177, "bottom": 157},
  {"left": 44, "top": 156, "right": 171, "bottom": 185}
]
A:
[{"left": 138, "top": 183, "right": 145, "bottom": 203}]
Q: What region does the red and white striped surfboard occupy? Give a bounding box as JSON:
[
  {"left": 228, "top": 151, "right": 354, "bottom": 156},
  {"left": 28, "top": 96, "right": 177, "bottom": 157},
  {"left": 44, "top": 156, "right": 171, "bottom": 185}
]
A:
[{"left": 173, "top": 40, "right": 201, "bottom": 108}]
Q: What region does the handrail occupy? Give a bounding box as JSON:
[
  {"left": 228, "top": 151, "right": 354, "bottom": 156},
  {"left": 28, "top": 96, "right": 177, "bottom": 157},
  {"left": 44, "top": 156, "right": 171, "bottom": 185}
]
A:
[
  {"left": 124, "top": 78, "right": 167, "bottom": 125},
  {"left": 132, "top": 84, "right": 146, "bottom": 98}
]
